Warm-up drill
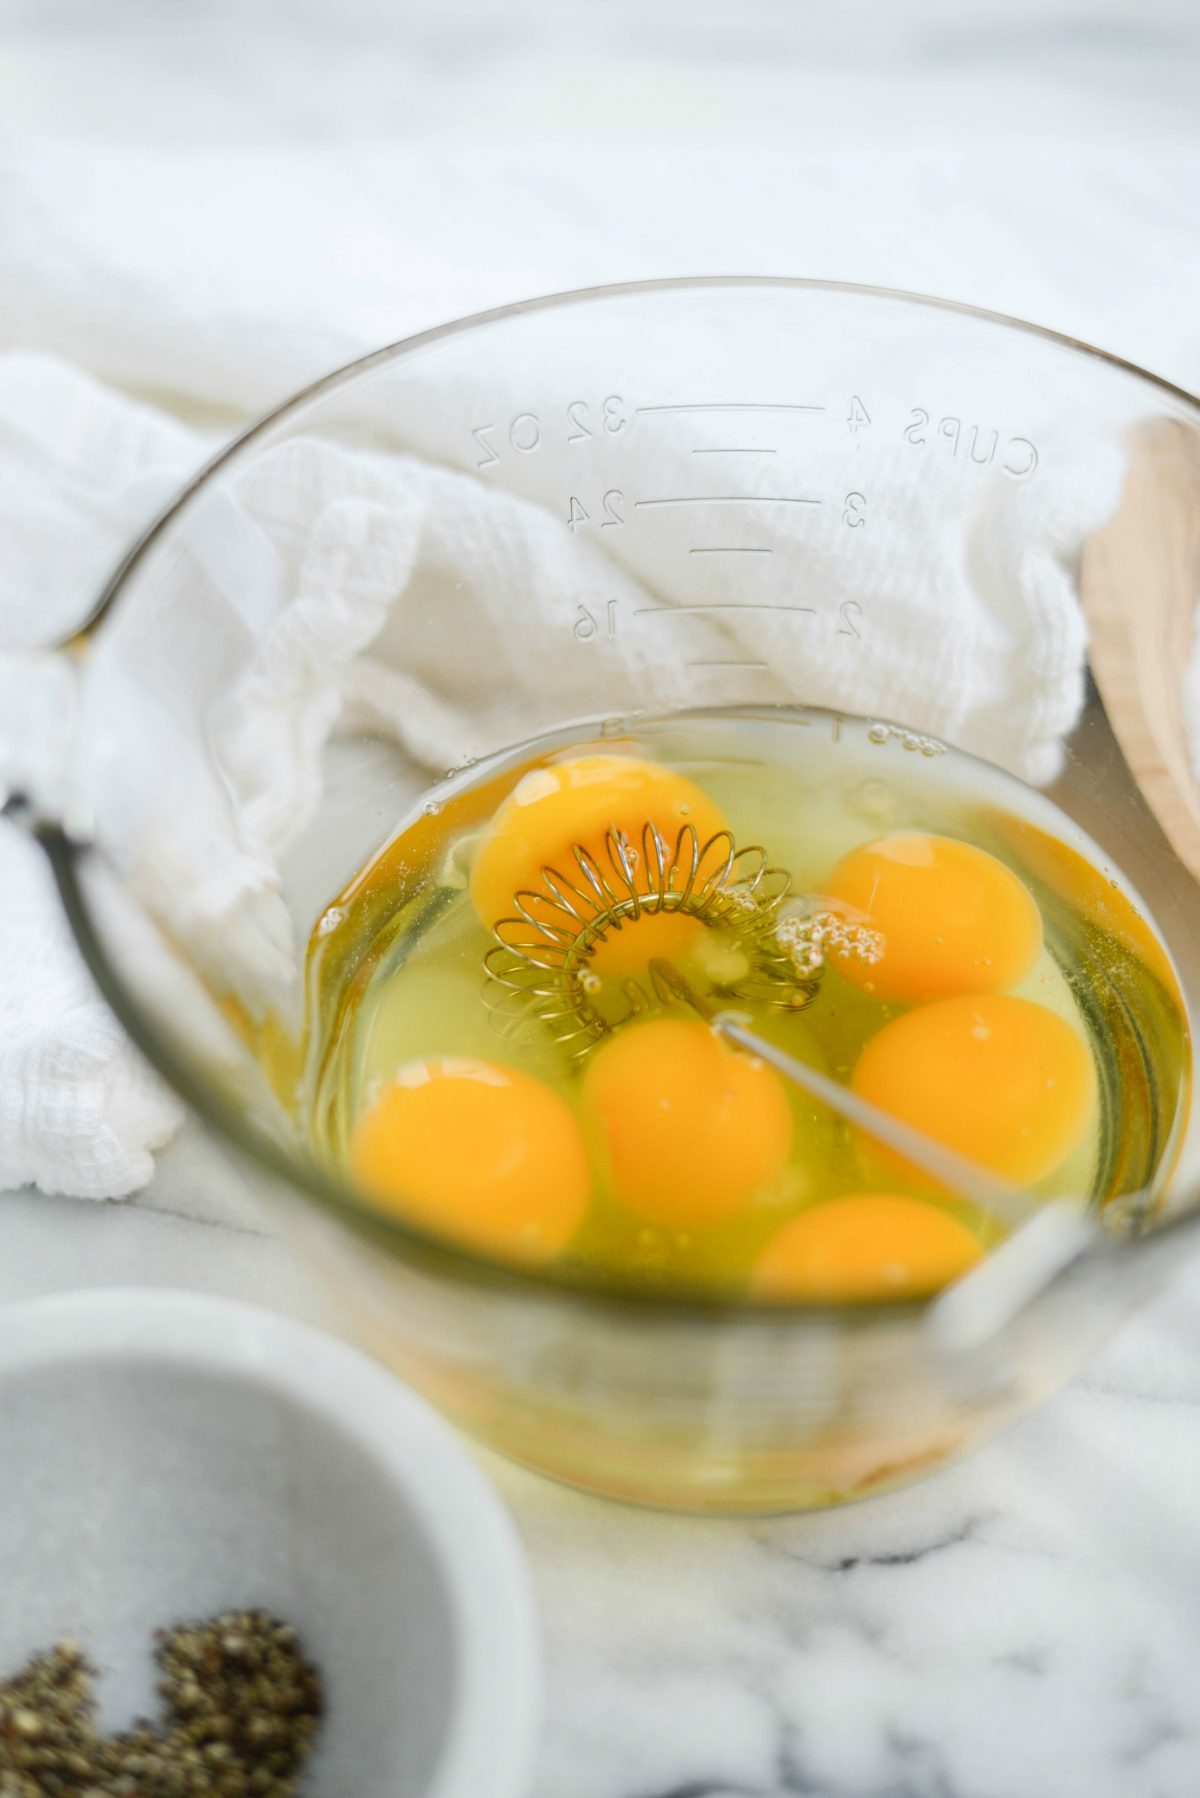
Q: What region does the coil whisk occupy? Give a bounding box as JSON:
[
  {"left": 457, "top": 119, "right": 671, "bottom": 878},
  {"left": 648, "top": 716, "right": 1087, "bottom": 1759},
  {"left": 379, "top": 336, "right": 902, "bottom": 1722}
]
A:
[{"left": 483, "top": 821, "right": 839, "bottom": 1058}]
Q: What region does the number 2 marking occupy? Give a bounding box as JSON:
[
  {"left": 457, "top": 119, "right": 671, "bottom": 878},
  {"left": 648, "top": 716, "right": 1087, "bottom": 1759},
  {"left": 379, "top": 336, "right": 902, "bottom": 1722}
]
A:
[
  {"left": 838, "top": 600, "right": 863, "bottom": 639},
  {"left": 566, "top": 400, "right": 592, "bottom": 443}
]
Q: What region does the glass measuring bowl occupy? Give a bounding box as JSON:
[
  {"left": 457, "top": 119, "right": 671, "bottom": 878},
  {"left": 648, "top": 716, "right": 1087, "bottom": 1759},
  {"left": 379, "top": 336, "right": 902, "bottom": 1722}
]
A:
[{"left": 18, "top": 279, "right": 1200, "bottom": 1513}]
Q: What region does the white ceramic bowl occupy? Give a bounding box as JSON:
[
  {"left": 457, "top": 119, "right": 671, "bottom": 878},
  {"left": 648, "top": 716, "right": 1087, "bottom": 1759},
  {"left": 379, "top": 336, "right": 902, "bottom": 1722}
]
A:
[{"left": 0, "top": 1289, "right": 540, "bottom": 1798}]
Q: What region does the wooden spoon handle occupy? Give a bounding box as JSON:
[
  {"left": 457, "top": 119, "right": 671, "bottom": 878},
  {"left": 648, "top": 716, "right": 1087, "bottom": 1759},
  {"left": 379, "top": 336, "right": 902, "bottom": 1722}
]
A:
[{"left": 1081, "top": 418, "right": 1200, "bottom": 880}]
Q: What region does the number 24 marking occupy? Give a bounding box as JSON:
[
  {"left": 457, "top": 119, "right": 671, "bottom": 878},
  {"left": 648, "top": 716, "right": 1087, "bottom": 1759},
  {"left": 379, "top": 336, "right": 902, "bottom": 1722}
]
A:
[{"left": 566, "top": 490, "right": 625, "bottom": 531}]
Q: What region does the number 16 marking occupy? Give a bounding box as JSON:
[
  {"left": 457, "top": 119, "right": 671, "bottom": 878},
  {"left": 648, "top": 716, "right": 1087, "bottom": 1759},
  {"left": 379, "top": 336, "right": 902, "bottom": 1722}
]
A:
[{"left": 573, "top": 600, "right": 619, "bottom": 641}]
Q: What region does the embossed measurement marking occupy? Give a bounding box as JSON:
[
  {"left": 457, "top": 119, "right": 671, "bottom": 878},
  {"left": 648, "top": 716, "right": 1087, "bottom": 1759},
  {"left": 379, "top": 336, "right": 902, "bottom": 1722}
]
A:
[
  {"left": 686, "top": 658, "right": 771, "bottom": 670},
  {"left": 691, "top": 446, "right": 776, "bottom": 455},
  {"left": 689, "top": 546, "right": 773, "bottom": 556},
  {"left": 570, "top": 601, "right": 865, "bottom": 646},
  {"left": 635, "top": 603, "right": 815, "bottom": 616},
  {"left": 635, "top": 403, "right": 826, "bottom": 415},
  {"left": 634, "top": 496, "right": 822, "bottom": 509}
]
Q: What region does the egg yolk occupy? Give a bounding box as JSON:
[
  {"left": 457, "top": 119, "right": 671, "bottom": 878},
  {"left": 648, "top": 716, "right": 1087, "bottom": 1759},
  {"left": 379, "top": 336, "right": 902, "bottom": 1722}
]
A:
[
  {"left": 852, "top": 994, "right": 1095, "bottom": 1187},
  {"left": 823, "top": 832, "right": 1043, "bottom": 1002},
  {"left": 752, "top": 1193, "right": 984, "bottom": 1302},
  {"left": 585, "top": 910, "right": 707, "bottom": 981},
  {"left": 349, "top": 1057, "right": 590, "bottom": 1265},
  {"left": 470, "top": 755, "right": 729, "bottom": 931},
  {"left": 581, "top": 1017, "right": 793, "bottom": 1228}
]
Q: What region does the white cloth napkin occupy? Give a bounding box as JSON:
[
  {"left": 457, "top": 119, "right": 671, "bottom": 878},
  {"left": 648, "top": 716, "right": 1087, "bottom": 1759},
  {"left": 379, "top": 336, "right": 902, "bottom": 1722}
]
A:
[
  {"left": 3, "top": 130, "right": 1195, "bottom": 1203},
  {"left": 0, "top": 823, "right": 181, "bottom": 1198},
  {"left": 0, "top": 343, "right": 1120, "bottom": 1198}
]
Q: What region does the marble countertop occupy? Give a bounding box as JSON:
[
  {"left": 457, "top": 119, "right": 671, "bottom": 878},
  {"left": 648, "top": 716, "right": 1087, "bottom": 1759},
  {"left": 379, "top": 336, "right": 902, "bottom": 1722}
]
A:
[
  {"left": 5, "top": 1128, "right": 1200, "bottom": 1798},
  {"left": 5, "top": 5, "right": 1200, "bottom": 1794}
]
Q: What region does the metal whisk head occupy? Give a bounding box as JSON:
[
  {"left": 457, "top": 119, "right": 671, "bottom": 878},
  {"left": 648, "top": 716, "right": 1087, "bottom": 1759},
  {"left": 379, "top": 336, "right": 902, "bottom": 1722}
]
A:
[{"left": 483, "top": 820, "right": 863, "bottom": 1058}]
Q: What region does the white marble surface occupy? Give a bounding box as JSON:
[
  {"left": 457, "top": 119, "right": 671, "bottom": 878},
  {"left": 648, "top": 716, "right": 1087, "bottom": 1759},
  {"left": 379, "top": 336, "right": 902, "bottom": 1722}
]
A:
[
  {"left": 5, "top": 6, "right": 1200, "bottom": 1795},
  {"left": 6, "top": 1132, "right": 1200, "bottom": 1798}
]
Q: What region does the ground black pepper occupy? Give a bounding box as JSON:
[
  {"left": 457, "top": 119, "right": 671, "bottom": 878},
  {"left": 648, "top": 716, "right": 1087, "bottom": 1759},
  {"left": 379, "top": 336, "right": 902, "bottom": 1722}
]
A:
[{"left": 0, "top": 1610, "right": 322, "bottom": 1796}]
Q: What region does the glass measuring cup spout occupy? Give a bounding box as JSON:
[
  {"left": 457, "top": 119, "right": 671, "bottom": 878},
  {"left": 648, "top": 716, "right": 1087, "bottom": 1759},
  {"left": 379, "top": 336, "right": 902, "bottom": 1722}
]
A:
[{"left": 7, "top": 278, "right": 1199, "bottom": 1513}]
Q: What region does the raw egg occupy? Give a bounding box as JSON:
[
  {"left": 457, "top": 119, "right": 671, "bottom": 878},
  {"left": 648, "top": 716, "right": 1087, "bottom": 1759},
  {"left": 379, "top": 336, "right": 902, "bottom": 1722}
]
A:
[
  {"left": 752, "top": 1193, "right": 984, "bottom": 1301},
  {"left": 349, "top": 1057, "right": 589, "bottom": 1264},
  {"left": 823, "top": 832, "right": 1043, "bottom": 1001},
  {"left": 582, "top": 1017, "right": 793, "bottom": 1228},
  {"left": 470, "top": 754, "right": 728, "bottom": 930},
  {"left": 585, "top": 909, "right": 706, "bottom": 981},
  {"left": 852, "top": 994, "right": 1095, "bottom": 1186}
]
